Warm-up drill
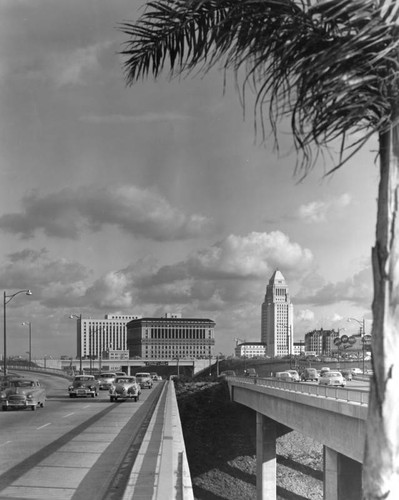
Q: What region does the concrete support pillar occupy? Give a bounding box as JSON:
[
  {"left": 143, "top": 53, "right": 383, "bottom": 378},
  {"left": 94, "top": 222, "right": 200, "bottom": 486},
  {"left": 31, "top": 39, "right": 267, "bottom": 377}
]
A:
[
  {"left": 256, "top": 412, "right": 277, "bottom": 500},
  {"left": 324, "top": 446, "right": 362, "bottom": 500}
]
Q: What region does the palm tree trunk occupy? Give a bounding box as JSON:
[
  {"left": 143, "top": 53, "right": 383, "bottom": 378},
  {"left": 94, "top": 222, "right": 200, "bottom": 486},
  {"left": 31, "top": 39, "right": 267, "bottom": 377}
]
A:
[{"left": 364, "top": 119, "right": 399, "bottom": 499}]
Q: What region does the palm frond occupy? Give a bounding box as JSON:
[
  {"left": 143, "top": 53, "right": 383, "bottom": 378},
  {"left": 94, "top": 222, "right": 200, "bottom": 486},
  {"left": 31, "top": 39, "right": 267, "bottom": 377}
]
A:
[{"left": 119, "top": 0, "right": 399, "bottom": 173}]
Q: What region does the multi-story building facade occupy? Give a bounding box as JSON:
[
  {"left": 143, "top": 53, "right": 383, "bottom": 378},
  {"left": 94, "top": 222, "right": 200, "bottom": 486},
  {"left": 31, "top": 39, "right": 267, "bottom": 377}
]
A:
[
  {"left": 261, "top": 269, "right": 294, "bottom": 357},
  {"left": 304, "top": 329, "right": 338, "bottom": 357},
  {"left": 75, "top": 314, "right": 142, "bottom": 360},
  {"left": 126, "top": 313, "right": 215, "bottom": 359},
  {"left": 234, "top": 342, "right": 267, "bottom": 358}
]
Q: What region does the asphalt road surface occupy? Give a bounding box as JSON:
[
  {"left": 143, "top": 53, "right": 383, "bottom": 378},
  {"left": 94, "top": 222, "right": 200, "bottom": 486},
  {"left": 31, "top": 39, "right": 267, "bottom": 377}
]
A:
[{"left": 0, "top": 371, "right": 163, "bottom": 500}]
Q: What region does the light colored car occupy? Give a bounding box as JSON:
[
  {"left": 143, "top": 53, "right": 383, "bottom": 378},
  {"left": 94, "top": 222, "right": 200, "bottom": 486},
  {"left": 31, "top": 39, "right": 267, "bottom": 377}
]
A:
[
  {"left": 68, "top": 375, "right": 99, "bottom": 398},
  {"left": 318, "top": 371, "right": 346, "bottom": 387},
  {"left": 150, "top": 372, "right": 162, "bottom": 381},
  {"left": 351, "top": 368, "right": 363, "bottom": 375},
  {"left": 286, "top": 370, "right": 300, "bottom": 382},
  {"left": 109, "top": 376, "right": 141, "bottom": 402},
  {"left": 244, "top": 368, "right": 257, "bottom": 377},
  {"left": 1, "top": 378, "right": 46, "bottom": 411},
  {"left": 275, "top": 371, "right": 294, "bottom": 381},
  {"left": 98, "top": 372, "right": 117, "bottom": 390},
  {"left": 115, "top": 371, "right": 127, "bottom": 377},
  {"left": 135, "top": 372, "right": 153, "bottom": 389}
]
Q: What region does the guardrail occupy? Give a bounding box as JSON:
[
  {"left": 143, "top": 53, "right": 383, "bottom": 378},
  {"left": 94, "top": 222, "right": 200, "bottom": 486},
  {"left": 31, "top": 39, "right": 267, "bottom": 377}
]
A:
[
  {"left": 229, "top": 376, "right": 370, "bottom": 405},
  {"left": 6, "top": 365, "right": 73, "bottom": 380}
]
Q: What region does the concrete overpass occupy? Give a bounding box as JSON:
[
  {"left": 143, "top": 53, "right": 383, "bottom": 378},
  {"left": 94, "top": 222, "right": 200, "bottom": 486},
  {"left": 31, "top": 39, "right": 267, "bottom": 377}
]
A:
[{"left": 227, "top": 376, "right": 369, "bottom": 500}]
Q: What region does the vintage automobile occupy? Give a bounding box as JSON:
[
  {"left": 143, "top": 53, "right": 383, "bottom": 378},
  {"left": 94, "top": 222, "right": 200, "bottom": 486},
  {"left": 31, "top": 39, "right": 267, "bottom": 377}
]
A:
[
  {"left": 135, "top": 372, "right": 153, "bottom": 389},
  {"left": 318, "top": 371, "right": 346, "bottom": 387},
  {"left": 1, "top": 378, "right": 46, "bottom": 411},
  {"left": 98, "top": 372, "right": 117, "bottom": 390},
  {"left": 109, "top": 376, "right": 141, "bottom": 402},
  {"left": 68, "top": 375, "right": 99, "bottom": 398}
]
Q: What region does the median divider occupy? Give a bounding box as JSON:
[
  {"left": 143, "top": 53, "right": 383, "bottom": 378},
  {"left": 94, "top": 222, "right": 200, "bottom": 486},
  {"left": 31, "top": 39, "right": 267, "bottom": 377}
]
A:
[{"left": 122, "top": 379, "right": 194, "bottom": 500}]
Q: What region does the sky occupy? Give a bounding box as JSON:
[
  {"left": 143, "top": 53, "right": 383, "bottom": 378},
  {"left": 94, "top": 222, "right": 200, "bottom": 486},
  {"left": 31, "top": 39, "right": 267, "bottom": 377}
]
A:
[{"left": 0, "top": 0, "right": 378, "bottom": 359}]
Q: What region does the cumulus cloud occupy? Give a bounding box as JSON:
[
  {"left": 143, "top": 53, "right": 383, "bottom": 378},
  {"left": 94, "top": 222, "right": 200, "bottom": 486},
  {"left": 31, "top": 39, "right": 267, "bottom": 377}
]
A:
[
  {"left": 297, "top": 193, "right": 352, "bottom": 223},
  {"left": 0, "top": 185, "right": 212, "bottom": 241},
  {"left": 296, "top": 266, "right": 372, "bottom": 307},
  {"left": 296, "top": 309, "right": 315, "bottom": 322},
  {"left": 126, "top": 231, "right": 314, "bottom": 310},
  {"left": 0, "top": 248, "right": 89, "bottom": 308}
]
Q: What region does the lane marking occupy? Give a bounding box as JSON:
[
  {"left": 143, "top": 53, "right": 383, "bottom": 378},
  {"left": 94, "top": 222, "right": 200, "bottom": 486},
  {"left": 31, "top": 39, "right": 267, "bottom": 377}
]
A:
[
  {"left": 36, "top": 423, "right": 51, "bottom": 430},
  {"left": 63, "top": 412, "right": 75, "bottom": 418},
  {"left": 0, "top": 441, "right": 12, "bottom": 447}
]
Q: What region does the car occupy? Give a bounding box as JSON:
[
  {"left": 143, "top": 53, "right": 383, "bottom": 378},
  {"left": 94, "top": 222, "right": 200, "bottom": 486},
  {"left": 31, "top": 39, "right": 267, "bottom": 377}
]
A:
[
  {"left": 350, "top": 368, "right": 363, "bottom": 375},
  {"left": 150, "top": 372, "right": 162, "bottom": 381},
  {"left": 135, "top": 372, "right": 153, "bottom": 389},
  {"left": 68, "top": 375, "right": 99, "bottom": 398},
  {"left": 244, "top": 368, "right": 257, "bottom": 377},
  {"left": 318, "top": 371, "right": 346, "bottom": 387},
  {"left": 109, "top": 376, "right": 141, "bottom": 402},
  {"left": 320, "top": 367, "right": 331, "bottom": 377},
  {"left": 340, "top": 369, "right": 353, "bottom": 381},
  {"left": 301, "top": 368, "right": 319, "bottom": 381},
  {"left": 98, "top": 372, "right": 117, "bottom": 390},
  {"left": 286, "top": 370, "right": 300, "bottom": 382},
  {"left": 1, "top": 378, "right": 46, "bottom": 411},
  {"left": 114, "top": 371, "right": 127, "bottom": 377},
  {"left": 275, "top": 371, "right": 294, "bottom": 381}
]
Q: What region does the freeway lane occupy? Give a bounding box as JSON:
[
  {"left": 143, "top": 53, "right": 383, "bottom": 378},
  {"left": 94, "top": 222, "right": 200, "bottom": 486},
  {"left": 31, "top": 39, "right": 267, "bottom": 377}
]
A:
[{"left": 0, "top": 372, "right": 164, "bottom": 499}]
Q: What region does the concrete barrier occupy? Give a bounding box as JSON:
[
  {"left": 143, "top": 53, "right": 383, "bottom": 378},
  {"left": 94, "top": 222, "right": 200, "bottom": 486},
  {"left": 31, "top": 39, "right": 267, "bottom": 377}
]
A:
[{"left": 122, "top": 380, "right": 194, "bottom": 500}]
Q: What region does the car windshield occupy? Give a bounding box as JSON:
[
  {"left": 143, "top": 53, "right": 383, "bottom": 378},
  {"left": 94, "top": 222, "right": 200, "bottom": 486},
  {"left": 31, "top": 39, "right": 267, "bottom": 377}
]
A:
[
  {"left": 328, "top": 373, "right": 341, "bottom": 377},
  {"left": 75, "top": 377, "right": 92, "bottom": 381},
  {"left": 116, "top": 378, "right": 134, "bottom": 383},
  {"left": 100, "top": 374, "right": 115, "bottom": 378},
  {"left": 11, "top": 380, "right": 36, "bottom": 387}
]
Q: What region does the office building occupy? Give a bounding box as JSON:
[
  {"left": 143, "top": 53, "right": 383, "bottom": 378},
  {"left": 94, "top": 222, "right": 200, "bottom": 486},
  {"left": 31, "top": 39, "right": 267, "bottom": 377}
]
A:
[
  {"left": 261, "top": 269, "right": 294, "bottom": 357},
  {"left": 234, "top": 342, "right": 267, "bottom": 358},
  {"left": 304, "top": 329, "right": 338, "bottom": 357},
  {"left": 126, "top": 313, "right": 215, "bottom": 359},
  {"left": 74, "top": 314, "right": 142, "bottom": 359}
]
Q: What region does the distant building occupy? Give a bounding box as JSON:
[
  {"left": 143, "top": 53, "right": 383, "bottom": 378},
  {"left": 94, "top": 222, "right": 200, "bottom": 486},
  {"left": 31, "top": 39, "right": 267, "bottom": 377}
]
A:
[
  {"left": 74, "top": 314, "right": 142, "bottom": 360},
  {"left": 304, "top": 329, "right": 338, "bottom": 357},
  {"left": 293, "top": 341, "right": 305, "bottom": 356},
  {"left": 261, "top": 269, "right": 294, "bottom": 357},
  {"left": 235, "top": 342, "right": 267, "bottom": 358},
  {"left": 126, "top": 314, "right": 215, "bottom": 359}
]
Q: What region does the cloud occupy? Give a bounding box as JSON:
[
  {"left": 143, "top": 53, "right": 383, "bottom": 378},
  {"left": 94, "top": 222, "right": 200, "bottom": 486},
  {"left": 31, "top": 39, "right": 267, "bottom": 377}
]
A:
[
  {"left": 296, "top": 309, "right": 315, "bottom": 322},
  {"left": 296, "top": 266, "right": 372, "bottom": 307},
  {"left": 125, "top": 231, "right": 314, "bottom": 310},
  {"left": 297, "top": 193, "right": 352, "bottom": 223},
  {"left": 0, "top": 248, "right": 89, "bottom": 307},
  {"left": 0, "top": 185, "right": 213, "bottom": 241}
]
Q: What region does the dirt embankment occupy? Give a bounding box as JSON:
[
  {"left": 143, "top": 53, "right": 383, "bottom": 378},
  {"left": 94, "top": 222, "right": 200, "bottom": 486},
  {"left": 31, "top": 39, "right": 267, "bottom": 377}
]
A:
[{"left": 176, "top": 381, "right": 323, "bottom": 500}]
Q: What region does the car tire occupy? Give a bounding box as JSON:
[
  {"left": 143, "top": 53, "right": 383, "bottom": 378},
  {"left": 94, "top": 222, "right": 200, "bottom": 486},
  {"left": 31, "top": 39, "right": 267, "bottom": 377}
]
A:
[
  {"left": 40, "top": 401, "right": 45, "bottom": 408},
  {"left": 31, "top": 404, "right": 36, "bottom": 411},
  {"left": 110, "top": 397, "right": 115, "bottom": 402},
  {"left": 2, "top": 406, "right": 7, "bottom": 411}
]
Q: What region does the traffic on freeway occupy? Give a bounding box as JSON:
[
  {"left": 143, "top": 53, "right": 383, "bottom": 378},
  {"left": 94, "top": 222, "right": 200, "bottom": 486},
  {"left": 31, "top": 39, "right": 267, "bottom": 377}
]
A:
[{"left": 0, "top": 371, "right": 164, "bottom": 500}]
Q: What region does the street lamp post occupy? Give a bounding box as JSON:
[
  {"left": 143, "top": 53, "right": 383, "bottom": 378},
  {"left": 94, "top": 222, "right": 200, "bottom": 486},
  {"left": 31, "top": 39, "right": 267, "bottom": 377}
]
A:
[
  {"left": 70, "top": 314, "right": 82, "bottom": 374},
  {"left": 3, "top": 290, "right": 32, "bottom": 375},
  {"left": 348, "top": 317, "right": 366, "bottom": 373},
  {"left": 21, "top": 321, "right": 32, "bottom": 367}
]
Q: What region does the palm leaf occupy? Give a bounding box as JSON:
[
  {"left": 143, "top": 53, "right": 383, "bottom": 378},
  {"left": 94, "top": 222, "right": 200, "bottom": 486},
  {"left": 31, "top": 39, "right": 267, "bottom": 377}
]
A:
[{"left": 119, "top": 0, "right": 399, "bottom": 172}]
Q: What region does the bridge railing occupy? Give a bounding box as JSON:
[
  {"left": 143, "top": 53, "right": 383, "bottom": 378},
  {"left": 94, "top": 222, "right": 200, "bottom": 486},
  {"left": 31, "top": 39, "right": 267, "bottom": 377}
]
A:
[{"left": 229, "top": 376, "right": 370, "bottom": 406}]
